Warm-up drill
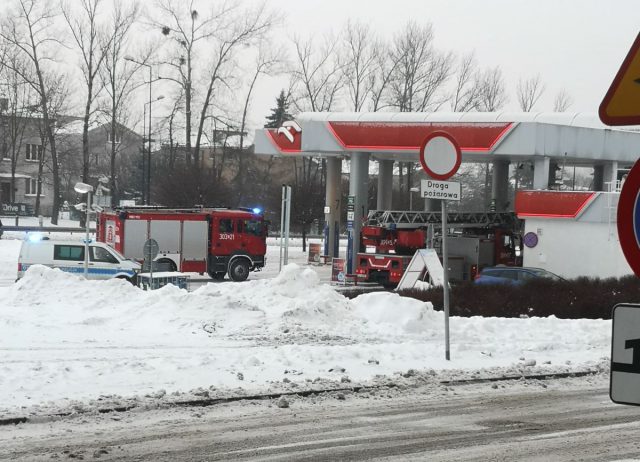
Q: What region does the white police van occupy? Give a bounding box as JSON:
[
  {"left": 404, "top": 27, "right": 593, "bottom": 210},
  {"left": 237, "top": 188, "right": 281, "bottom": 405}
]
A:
[{"left": 17, "top": 235, "right": 140, "bottom": 281}]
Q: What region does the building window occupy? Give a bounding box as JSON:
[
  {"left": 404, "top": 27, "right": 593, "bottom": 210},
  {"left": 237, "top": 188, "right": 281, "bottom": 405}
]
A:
[
  {"left": 25, "top": 178, "right": 40, "bottom": 196},
  {"left": 106, "top": 131, "right": 121, "bottom": 144},
  {"left": 25, "top": 144, "right": 42, "bottom": 162}
]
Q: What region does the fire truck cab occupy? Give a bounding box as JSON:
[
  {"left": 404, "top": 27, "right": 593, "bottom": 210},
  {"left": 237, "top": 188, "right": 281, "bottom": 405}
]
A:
[{"left": 97, "top": 207, "right": 267, "bottom": 282}]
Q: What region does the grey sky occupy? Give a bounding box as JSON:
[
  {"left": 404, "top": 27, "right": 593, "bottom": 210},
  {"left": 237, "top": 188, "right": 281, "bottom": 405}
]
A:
[{"left": 251, "top": 0, "right": 639, "bottom": 126}]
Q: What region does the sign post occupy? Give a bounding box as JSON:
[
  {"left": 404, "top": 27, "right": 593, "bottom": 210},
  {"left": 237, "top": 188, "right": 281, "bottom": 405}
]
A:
[
  {"left": 143, "top": 238, "right": 159, "bottom": 283},
  {"left": 419, "top": 131, "right": 462, "bottom": 361}
]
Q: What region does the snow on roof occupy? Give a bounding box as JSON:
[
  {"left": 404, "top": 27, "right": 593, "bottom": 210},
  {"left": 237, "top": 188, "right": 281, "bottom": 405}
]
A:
[
  {"left": 297, "top": 112, "right": 638, "bottom": 131},
  {"left": 57, "top": 119, "right": 104, "bottom": 135}
]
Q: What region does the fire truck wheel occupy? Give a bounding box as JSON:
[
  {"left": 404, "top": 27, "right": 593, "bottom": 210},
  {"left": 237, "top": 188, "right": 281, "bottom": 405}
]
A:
[
  {"left": 157, "top": 258, "right": 177, "bottom": 272},
  {"left": 229, "top": 259, "right": 250, "bottom": 282}
]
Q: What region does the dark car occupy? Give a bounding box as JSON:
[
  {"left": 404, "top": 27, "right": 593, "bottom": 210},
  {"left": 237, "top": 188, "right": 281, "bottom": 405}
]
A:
[
  {"left": 0, "top": 218, "right": 3, "bottom": 239},
  {"left": 474, "top": 266, "right": 563, "bottom": 285}
]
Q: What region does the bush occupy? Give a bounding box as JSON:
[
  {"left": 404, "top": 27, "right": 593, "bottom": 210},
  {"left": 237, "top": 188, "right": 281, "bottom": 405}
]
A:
[{"left": 396, "top": 275, "right": 640, "bottom": 319}]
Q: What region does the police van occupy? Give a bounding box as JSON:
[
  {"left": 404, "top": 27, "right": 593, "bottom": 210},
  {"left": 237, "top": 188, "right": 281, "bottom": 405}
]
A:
[{"left": 17, "top": 235, "right": 141, "bottom": 281}]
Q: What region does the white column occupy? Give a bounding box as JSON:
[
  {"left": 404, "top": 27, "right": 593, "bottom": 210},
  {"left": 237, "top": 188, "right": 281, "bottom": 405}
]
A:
[
  {"left": 533, "top": 157, "right": 550, "bottom": 190},
  {"left": 348, "top": 153, "right": 370, "bottom": 273},
  {"left": 603, "top": 161, "right": 619, "bottom": 191},
  {"left": 376, "top": 159, "right": 393, "bottom": 210},
  {"left": 324, "top": 157, "right": 342, "bottom": 258}
]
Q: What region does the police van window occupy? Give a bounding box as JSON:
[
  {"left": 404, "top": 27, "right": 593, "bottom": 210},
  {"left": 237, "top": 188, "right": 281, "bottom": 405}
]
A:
[
  {"left": 243, "top": 220, "right": 262, "bottom": 236},
  {"left": 91, "top": 246, "right": 119, "bottom": 264},
  {"left": 219, "top": 219, "right": 233, "bottom": 233},
  {"left": 54, "top": 245, "right": 84, "bottom": 261}
]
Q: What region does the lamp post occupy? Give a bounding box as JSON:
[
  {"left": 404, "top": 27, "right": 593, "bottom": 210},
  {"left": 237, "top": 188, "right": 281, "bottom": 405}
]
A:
[
  {"left": 124, "top": 56, "right": 161, "bottom": 205},
  {"left": 142, "top": 95, "right": 164, "bottom": 204},
  {"left": 74, "top": 182, "right": 94, "bottom": 279}
]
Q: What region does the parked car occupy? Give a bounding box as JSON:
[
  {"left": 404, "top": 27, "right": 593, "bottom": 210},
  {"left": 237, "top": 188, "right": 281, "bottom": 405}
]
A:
[
  {"left": 17, "top": 235, "right": 140, "bottom": 281},
  {"left": 474, "top": 266, "right": 563, "bottom": 285}
]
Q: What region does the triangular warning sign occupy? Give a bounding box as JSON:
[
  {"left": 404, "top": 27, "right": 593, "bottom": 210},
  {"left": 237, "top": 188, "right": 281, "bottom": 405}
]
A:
[{"left": 600, "top": 33, "right": 640, "bottom": 126}]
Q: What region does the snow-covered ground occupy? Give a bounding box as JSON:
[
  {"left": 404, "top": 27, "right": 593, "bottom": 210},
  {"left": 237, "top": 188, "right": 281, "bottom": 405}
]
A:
[{"left": 0, "top": 248, "right": 611, "bottom": 416}]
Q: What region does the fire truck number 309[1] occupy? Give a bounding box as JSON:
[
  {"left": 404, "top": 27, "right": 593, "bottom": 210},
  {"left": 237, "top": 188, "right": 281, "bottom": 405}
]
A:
[{"left": 96, "top": 206, "right": 267, "bottom": 282}]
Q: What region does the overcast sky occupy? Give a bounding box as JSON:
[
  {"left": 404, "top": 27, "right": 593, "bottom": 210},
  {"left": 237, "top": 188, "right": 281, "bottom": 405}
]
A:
[{"left": 249, "top": 0, "right": 639, "bottom": 126}]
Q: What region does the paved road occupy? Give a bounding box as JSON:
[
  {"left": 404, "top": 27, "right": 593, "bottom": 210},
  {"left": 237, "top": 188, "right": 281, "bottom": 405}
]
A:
[{"left": 3, "top": 380, "right": 640, "bottom": 461}]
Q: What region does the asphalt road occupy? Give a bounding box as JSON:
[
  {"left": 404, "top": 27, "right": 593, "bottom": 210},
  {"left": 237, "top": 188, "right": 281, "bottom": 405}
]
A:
[{"left": 3, "top": 379, "right": 640, "bottom": 461}]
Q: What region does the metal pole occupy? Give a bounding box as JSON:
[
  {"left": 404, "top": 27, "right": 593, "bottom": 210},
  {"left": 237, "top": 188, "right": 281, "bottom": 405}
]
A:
[
  {"left": 142, "top": 104, "right": 147, "bottom": 205},
  {"left": 284, "top": 185, "right": 291, "bottom": 265},
  {"left": 147, "top": 65, "right": 152, "bottom": 205},
  {"left": 442, "top": 199, "right": 450, "bottom": 361},
  {"left": 279, "top": 185, "right": 285, "bottom": 271},
  {"left": 84, "top": 191, "right": 91, "bottom": 278}
]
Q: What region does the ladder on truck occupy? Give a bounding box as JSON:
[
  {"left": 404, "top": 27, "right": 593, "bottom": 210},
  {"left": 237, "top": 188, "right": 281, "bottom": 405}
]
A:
[{"left": 365, "top": 210, "right": 522, "bottom": 229}]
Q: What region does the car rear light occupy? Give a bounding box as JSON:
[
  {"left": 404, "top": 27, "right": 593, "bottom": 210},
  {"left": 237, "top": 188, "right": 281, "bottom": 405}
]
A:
[{"left": 471, "top": 264, "right": 479, "bottom": 280}]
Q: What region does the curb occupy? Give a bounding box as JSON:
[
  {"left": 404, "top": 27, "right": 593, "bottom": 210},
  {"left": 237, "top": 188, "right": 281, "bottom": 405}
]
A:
[{"left": 0, "top": 369, "right": 600, "bottom": 427}]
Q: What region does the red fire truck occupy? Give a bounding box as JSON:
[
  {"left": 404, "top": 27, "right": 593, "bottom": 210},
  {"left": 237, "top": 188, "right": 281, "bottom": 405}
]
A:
[
  {"left": 355, "top": 210, "right": 522, "bottom": 287},
  {"left": 96, "top": 207, "right": 267, "bottom": 281}
]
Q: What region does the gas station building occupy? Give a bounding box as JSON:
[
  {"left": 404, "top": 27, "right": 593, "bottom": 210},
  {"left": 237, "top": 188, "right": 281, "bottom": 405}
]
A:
[{"left": 254, "top": 112, "right": 640, "bottom": 276}]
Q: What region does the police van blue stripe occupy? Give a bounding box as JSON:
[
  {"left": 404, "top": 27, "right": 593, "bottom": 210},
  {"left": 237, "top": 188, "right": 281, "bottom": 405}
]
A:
[{"left": 20, "top": 264, "right": 135, "bottom": 278}]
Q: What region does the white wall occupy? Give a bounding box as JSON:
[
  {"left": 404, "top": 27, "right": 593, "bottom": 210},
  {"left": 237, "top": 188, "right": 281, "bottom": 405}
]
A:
[{"left": 522, "top": 219, "right": 632, "bottom": 279}]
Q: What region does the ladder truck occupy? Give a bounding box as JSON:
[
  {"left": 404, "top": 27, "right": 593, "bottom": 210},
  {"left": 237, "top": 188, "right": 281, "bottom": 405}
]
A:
[{"left": 354, "top": 210, "right": 523, "bottom": 287}]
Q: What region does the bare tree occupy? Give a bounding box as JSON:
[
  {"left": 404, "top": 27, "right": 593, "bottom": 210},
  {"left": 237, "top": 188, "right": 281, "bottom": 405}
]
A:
[
  {"left": 34, "top": 72, "right": 68, "bottom": 216},
  {"left": 62, "top": 0, "right": 111, "bottom": 224},
  {"left": 368, "top": 40, "right": 400, "bottom": 112},
  {"left": 553, "top": 88, "right": 573, "bottom": 112},
  {"left": 99, "top": 0, "right": 142, "bottom": 206},
  {"left": 451, "top": 52, "right": 482, "bottom": 112},
  {"left": 0, "top": 51, "right": 36, "bottom": 204},
  {"left": 0, "top": 0, "right": 65, "bottom": 223},
  {"left": 477, "top": 66, "right": 508, "bottom": 111},
  {"left": 235, "top": 44, "right": 280, "bottom": 204},
  {"left": 516, "top": 75, "right": 545, "bottom": 112},
  {"left": 388, "top": 21, "right": 454, "bottom": 112},
  {"left": 341, "top": 20, "right": 378, "bottom": 112},
  {"left": 154, "top": 0, "right": 276, "bottom": 168},
  {"left": 290, "top": 33, "right": 343, "bottom": 112},
  {"left": 289, "top": 32, "right": 343, "bottom": 240}
]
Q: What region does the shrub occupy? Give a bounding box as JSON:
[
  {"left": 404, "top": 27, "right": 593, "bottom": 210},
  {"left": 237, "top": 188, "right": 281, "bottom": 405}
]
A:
[{"left": 396, "top": 275, "right": 640, "bottom": 319}]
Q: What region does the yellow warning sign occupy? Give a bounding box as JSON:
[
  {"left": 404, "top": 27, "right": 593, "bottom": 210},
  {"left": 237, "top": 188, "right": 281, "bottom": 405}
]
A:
[{"left": 600, "top": 33, "right": 640, "bottom": 126}]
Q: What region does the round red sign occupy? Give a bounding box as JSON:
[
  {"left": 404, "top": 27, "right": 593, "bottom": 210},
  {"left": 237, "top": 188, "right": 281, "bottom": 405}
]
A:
[
  {"left": 618, "top": 159, "right": 640, "bottom": 277},
  {"left": 419, "top": 131, "right": 462, "bottom": 180}
]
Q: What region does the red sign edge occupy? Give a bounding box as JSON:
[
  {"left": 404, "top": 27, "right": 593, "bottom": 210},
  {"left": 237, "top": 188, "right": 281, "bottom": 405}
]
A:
[
  {"left": 599, "top": 32, "right": 640, "bottom": 126},
  {"left": 617, "top": 159, "right": 640, "bottom": 277},
  {"left": 419, "top": 131, "right": 462, "bottom": 181}
]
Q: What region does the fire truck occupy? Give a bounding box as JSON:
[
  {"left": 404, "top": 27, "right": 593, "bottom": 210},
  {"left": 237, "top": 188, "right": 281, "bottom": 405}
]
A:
[
  {"left": 96, "top": 207, "right": 267, "bottom": 281},
  {"left": 355, "top": 210, "right": 522, "bottom": 287}
]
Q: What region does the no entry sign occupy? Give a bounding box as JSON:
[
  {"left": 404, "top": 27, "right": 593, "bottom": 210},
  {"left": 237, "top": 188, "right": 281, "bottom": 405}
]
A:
[
  {"left": 419, "top": 131, "right": 462, "bottom": 180},
  {"left": 617, "top": 159, "right": 640, "bottom": 277}
]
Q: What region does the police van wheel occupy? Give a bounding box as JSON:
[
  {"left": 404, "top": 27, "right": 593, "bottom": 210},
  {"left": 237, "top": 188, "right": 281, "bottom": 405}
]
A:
[{"left": 229, "top": 260, "right": 250, "bottom": 282}]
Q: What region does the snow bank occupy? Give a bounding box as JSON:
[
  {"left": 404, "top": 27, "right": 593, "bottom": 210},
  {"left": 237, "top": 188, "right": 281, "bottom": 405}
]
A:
[{"left": 0, "top": 264, "right": 611, "bottom": 414}]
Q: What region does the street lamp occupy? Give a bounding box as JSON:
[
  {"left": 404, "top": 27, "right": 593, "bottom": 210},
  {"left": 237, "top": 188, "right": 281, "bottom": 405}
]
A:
[
  {"left": 124, "top": 56, "right": 159, "bottom": 205},
  {"left": 142, "top": 95, "right": 164, "bottom": 204},
  {"left": 74, "top": 182, "right": 94, "bottom": 279}
]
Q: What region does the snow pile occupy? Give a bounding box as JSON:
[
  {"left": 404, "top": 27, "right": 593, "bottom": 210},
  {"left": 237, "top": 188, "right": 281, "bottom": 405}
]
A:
[{"left": 0, "top": 264, "right": 611, "bottom": 414}]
